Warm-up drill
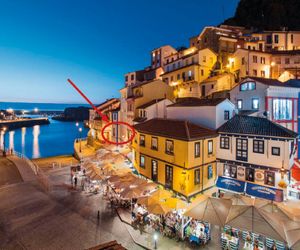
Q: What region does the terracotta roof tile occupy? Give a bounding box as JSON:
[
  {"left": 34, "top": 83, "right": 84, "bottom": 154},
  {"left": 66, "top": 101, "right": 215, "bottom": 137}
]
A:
[{"left": 134, "top": 118, "right": 217, "bottom": 141}]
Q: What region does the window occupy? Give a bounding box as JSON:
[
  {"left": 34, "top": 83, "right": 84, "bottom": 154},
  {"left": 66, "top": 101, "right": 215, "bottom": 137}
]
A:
[
  {"left": 194, "top": 169, "right": 200, "bottom": 185},
  {"left": 253, "top": 140, "right": 264, "bottom": 154},
  {"left": 113, "top": 113, "right": 118, "bottom": 121},
  {"left": 291, "top": 34, "right": 294, "bottom": 43},
  {"left": 261, "top": 70, "right": 265, "bottom": 77},
  {"left": 237, "top": 99, "right": 243, "bottom": 109},
  {"left": 273, "top": 99, "right": 292, "bottom": 120},
  {"left": 272, "top": 147, "right": 280, "bottom": 156},
  {"left": 125, "top": 75, "right": 128, "bottom": 82},
  {"left": 253, "top": 69, "right": 257, "bottom": 76},
  {"left": 165, "top": 165, "right": 173, "bottom": 189},
  {"left": 275, "top": 57, "right": 281, "bottom": 64},
  {"left": 240, "top": 81, "right": 256, "bottom": 91},
  {"left": 285, "top": 58, "right": 290, "bottom": 64},
  {"left": 203, "top": 56, "right": 206, "bottom": 62},
  {"left": 112, "top": 128, "right": 116, "bottom": 137},
  {"left": 242, "top": 57, "right": 245, "bottom": 65},
  {"left": 165, "top": 140, "right": 174, "bottom": 155},
  {"left": 131, "top": 74, "right": 134, "bottom": 81},
  {"left": 140, "top": 155, "right": 145, "bottom": 168},
  {"left": 177, "top": 74, "right": 180, "bottom": 80},
  {"left": 208, "top": 165, "right": 213, "bottom": 179},
  {"left": 140, "top": 134, "right": 145, "bottom": 146},
  {"left": 223, "top": 164, "right": 237, "bottom": 178},
  {"left": 266, "top": 35, "right": 272, "bottom": 44},
  {"left": 188, "top": 70, "right": 192, "bottom": 80},
  {"left": 178, "top": 62, "right": 181, "bottom": 68},
  {"left": 252, "top": 98, "right": 259, "bottom": 110},
  {"left": 151, "top": 160, "right": 158, "bottom": 182},
  {"left": 182, "top": 72, "right": 186, "bottom": 80},
  {"left": 151, "top": 137, "right": 158, "bottom": 150},
  {"left": 224, "top": 110, "right": 230, "bottom": 120},
  {"left": 201, "top": 69, "right": 204, "bottom": 76},
  {"left": 236, "top": 138, "right": 248, "bottom": 161},
  {"left": 170, "top": 76, "right": 174, "bottom": 81},
  {"left": 253, "top": 56, "right": 257, "bottom": 63},
  {"left": 265, "top": 171, "right": 275, "bottom": 186},
  {"left": 220, "top": 137, "right": 230, "bottom": 149},
  {"left": 246, "top": 168, "right": 254, "bottom": 182},
  {"left": 274, "top": 34, "right": 279, "bottom": 43},
  {"left": 261, "top": 57, "right": 265, "bottom": 64},
  {"left": 208, "top": 140, "right": 213, "bottom": 155},
  {"left": 194, "top": 142, "right": 200, "bottom": 158}
]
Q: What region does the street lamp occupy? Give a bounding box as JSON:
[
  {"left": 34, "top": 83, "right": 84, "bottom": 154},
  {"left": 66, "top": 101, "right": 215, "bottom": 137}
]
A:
[
  {"left": 1, "top": 127, "right": 7, "bottom": 156},
  {"left": 79, "top": 127, "right": 82, "bottom": 153},
  {"left": 153, "top": 233, "right": 158, "bottom": 249}
]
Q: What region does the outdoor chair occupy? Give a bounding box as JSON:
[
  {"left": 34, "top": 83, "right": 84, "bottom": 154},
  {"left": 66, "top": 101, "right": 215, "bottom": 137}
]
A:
[
  {"left": 258, "top": 240, "right": 265, "bottom": 249},
  {"left": 242, "top": 231, "right": 249, "bottom": 241},
  {"left": 221, "top": 238, "right": 228, "bottom": 249},
  {"left": 266, "top": 237, "right": 274, "bottom": 249},
  {"left": 275, "top": 241, "right": 286, "bottom": 250},
  {"left": 252, "top": 232, "right": 260, "bottom": 241}
]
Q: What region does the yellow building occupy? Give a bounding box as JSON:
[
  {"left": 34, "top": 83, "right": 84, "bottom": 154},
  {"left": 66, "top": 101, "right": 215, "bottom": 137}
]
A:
[
  {"left": 132, "top": 118, "right": 218, "bottom": 199},
  {"left": 161, "top": 48, "right": 217, "bottom": 98}
]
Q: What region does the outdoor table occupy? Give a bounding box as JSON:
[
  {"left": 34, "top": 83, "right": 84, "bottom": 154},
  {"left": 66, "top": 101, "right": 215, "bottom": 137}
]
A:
[{"left": 221, "top": 233, "right": 239, "bottom": 248}]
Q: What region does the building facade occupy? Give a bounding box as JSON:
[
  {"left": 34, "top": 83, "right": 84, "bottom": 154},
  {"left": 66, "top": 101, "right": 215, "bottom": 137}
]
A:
[
  {"left": 132, "top": 118, "right": 218, "bottom": 199},
  {"left": 216, "top": 115, "right": 298, "bottom": 201},
  {"left": 166, "top": 98, "right": 236, "bottom": 130}
]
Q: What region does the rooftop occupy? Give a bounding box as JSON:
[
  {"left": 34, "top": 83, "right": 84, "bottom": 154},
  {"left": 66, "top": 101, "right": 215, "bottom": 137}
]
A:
[
  {"left": 167, "top": 98, "right": 227, "bottom": 107},
  {"left": 134, "top": 118, "right": 217, "bottom": 141},
  {"left": 243, "top": 77, "right": 300, "bottom": 88},
  {"left": 218, "top": 115, "right": 298, "bottom": 138},
  {"left": 136, "top": 98, "right": 165, "bottom": 109}
]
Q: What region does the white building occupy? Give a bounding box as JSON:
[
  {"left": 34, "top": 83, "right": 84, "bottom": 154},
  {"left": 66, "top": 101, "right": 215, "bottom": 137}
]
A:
[
  {"left": 166, "top": 98, "right": 236, "bottom": 130},
  {"left": 133, "top": 98, "right": 173, "bottom": 124},
  {"left": 216, "top": 115, "right": 297, "bottom": 202},
  {"left": 230, "top": 77, "right": 300, "bottom": 132}
]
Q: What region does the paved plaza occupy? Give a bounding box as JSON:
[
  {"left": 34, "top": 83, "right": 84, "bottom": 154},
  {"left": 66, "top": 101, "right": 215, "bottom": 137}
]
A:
[{"left": 0, "top": 156, "right": 141, "bottom": 250}]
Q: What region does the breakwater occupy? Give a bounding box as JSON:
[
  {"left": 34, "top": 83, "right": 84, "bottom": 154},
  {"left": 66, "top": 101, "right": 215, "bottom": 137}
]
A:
[{"left": 0, "top": 118, "right": 50, "bottom": 130}]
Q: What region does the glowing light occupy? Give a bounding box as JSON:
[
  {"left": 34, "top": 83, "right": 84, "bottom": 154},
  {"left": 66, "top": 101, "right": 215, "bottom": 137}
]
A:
[
  {"left": 271, "top": 62, "right": 276, "bottom": 67},
  {"left": 9, "top": 131, "right": 15, "bottom": 151},
  {"left": 32, "top": 125, "right": 40, "bottom": 158},
  {"left": 228, "top": 57, "right": 235, "bottom": 63},
  {"left": 79, "top": 127, "right": 82, "bottom": 132},
  {"left": 6, "top": 108, "right": 13, "bottom": 113},
  {"left": 76, "top": 122, "right": 79, "bottom": 127}
]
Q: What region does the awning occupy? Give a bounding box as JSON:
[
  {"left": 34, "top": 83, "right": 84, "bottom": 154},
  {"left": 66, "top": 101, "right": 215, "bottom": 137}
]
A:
[
  {"left": 216, "top": 176, "right": 246, "bottom": 193},
  {"left": 245, "top": 182, "right": 284, "bottom": 202},
  {"left": 291, "top": 164, "right": 300, "bottom": 182}
]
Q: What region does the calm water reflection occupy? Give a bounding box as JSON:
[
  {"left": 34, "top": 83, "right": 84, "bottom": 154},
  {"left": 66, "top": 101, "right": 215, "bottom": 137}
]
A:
[{"left": 0, "top": 119, "right": 88, "bottom": 159}]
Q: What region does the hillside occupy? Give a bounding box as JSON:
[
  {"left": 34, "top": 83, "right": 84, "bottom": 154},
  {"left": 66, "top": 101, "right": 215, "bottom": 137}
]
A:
[{"left": 223, "top": 0, "right": 300, "bottom": 31}]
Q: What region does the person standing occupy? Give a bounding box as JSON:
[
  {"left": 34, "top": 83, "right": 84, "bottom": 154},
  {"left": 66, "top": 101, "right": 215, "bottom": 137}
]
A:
[{"left": 74, "top": 176, "right": 78, "bottom": 189}]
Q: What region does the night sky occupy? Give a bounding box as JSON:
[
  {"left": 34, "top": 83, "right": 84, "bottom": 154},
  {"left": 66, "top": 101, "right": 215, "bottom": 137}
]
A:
[{"left": 0, "top": 0, "right": 239, "bottom": 103}]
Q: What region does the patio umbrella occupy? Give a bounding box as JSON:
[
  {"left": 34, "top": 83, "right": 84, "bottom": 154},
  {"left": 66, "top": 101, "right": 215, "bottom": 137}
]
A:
[
  {"left": 151, "top": 189, "right": 173, "bottom": 200},
  {"left": 164, "top": 197, "right": 187, "bottom": 210},
  {"left": 139, "top": 183, "right": 158, "bottom": 193},
  {"left": 277, "top": 200, "right": 300, "bottom": 222},
  {"left": 121, "top": 187, "right": 143, "bottom": 199},
  {"left": 184, "top": 196, "right": 232, "bottom": 227},
  {"left": 284, "top": 220, "right": 300, "bottom": 248},
  {"left": 147, "top": 203, "right": 172, "bottom": 215},
  {"left": 226, "top": 204, "right": 288, "bottom": 242},
  {"left": 111, "top": 154, "right": 125, "bottom": 164},
  {"left": 92, "top": 174, "right": 104, "bottom": 181}
]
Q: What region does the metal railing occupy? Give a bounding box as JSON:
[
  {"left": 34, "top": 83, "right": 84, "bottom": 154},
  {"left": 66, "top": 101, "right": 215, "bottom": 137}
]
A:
[{"left": 3, "top": 147, "right": 51, "bottom": 191}]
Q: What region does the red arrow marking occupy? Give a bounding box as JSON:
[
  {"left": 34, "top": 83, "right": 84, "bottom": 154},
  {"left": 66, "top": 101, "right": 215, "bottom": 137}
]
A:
[{"left": 67, "top": 79, "right": 109, "bottom": 123}]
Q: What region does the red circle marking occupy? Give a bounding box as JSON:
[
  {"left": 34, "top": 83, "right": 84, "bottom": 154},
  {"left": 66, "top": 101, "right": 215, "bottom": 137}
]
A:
[{"left": 101, "top": 121, "right": 136, "bottom": 145}]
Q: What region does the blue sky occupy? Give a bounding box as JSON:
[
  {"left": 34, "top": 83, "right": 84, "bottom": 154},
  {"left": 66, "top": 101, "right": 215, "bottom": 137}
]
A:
[{"left": 0, "top": 0, "right": 239, "bottom": 103}]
